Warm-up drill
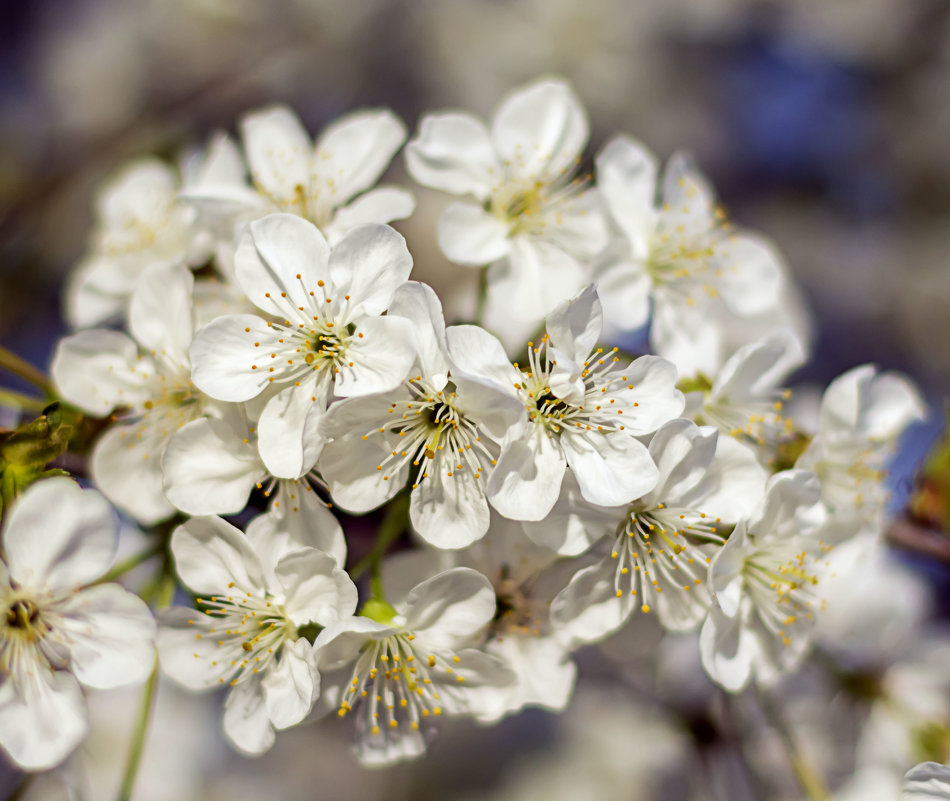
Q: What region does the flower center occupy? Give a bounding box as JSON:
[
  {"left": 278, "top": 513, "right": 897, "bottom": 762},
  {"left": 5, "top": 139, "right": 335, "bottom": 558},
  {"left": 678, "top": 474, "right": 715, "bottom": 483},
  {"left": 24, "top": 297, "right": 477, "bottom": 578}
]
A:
[{"left": 4, "top": 599, "right": 39, "bottom": 634}]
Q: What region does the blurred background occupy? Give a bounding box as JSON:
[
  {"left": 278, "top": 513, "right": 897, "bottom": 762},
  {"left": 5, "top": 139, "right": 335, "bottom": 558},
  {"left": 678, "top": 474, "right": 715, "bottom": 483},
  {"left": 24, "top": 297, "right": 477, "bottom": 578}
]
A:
[{"left": 1, "top": 1, "right": 950, "bottom": 799}]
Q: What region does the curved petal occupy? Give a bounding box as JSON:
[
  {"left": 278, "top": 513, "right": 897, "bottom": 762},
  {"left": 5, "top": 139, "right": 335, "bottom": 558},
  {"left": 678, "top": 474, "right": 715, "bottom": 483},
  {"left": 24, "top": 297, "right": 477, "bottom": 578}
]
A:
[
  {"left": 410, "top": 470, "right": 490, "bottom": 549},
  {"left": 51, "top": 329, "right": 150, "bottom": 417},
  {"left": 550, "top": 559, "right": 629, "bottom": 644},
  {"left": 3, "top": 478, "right": 116, "bottom": 591},
  {"left": 561, "top": 431, "right": 658, "bottom": 508},
  {"left": 170, "top": 516, "right": 266, "bottom": 595},
  {"left": 222, "top": 676, "right": 276, "bottom": 755},
  {"left": 260, "top": 482, "right": 346, "bottom": 567},
  {"left": 334, "top": 315, "right": 415, "bottom": 397},
  {"left": 261, "top": 637, "right": 319, "bottom": 730},
  {"left": 189, "top": 314, "right": 279, "bottom": 402},
  {"left": 314, "top": 617, "right": 394, "bottom": 672},
  {"left": 715, "top": 233, "right": 784, "bottom": 317},
  {"left": 545, "top": 284, "right": 602, "bottom": 363},
  {"left": 446, "top": 325, "right": 523, "bottom": 392},
  {"left": 699, "top": 603, "right": 757, "bottom": 692},
  {"left": 235, "top": 213, "right": 331, "bottom": 321},
  {"left": 0, "top": 669, "right": 87, "bottom": 771},
  {"left": 388, "top": 281, "right": 450, "bottom": 385},
  {"left": 902, "top": 762, "right": 950, "bottom": 801},
  {"left": 403, "top": 567, "right": 496, "bottom": 648},
  {"left": 91, "top": 424, "right": 174, "bottom": 526},
  {"left": 590, "top": 243, "right": 652, "bottom": 332},
  {"left": 156, "top": 606, "right": 232, "bottom": 690},
  {"left": 491, "top": 79, "right": 588, "bottom": 182},
  {"left": 312, "top": 108, "right": 407, "bottom": 212},
  {"left": 437, "top": 202, "right": 511, "bottom": 266},
  {"left": 596, "top": 135, "right": 659, "bottom": 256},
  {"left": 127, "top": 262, "right": 194, "bottom": 370},
  {"left": 257, "top": 376, "right": 327, "bottom": 479},
  {"left": 405, "top": 112, "right": 498, "bottom": 200},
  {"left": 57, "top": 584, "right": 156, "bottom": 689},
  {"left": 162, "top": 417, "right": 265, "bottom": 515},
  {"left": 240, "top": 105, "right": 311, "bottom": 208},
  {"left": 328, "top": 223, "right": 413, "bottom": 318},
  {"left": 275, "top": 549, "right": 357, "bottom": 626},
  {"left": 319, "top": 431, "right": 405, "bottom": 514},
  {"left": 325, "top": 186, "right": 415, "bottom": 245},
  {"left": 487, "top": 429, "right": 566, "bottom": 521},
  {"left": 65, "top": 254, "right": 134, "bottom": 329}
]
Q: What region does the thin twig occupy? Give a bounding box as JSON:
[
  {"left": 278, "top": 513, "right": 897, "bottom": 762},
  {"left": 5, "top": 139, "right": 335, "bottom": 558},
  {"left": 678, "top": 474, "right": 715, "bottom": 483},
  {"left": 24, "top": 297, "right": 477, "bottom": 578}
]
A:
[{"left": 116, "top": 661, "right": 159, "bottom": 801}]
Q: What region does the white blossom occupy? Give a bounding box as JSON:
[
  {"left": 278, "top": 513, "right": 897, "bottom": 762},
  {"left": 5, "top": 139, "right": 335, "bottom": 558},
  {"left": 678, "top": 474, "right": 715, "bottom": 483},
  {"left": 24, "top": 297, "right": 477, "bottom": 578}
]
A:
[
  {"left": 0, "top": 479, "right": 155, "bottom": 770},
  {"left": 406, "top": 78, "right": 608, "bottom": 348},
  {"left": 902, "top": 763, "right": 950, "bottom": 801},
  {"left": 189, "top": 214, "right": 416, "bottom": 479},
  {"left": 157, "top": 515, "right": 356, "bottom": 755}
]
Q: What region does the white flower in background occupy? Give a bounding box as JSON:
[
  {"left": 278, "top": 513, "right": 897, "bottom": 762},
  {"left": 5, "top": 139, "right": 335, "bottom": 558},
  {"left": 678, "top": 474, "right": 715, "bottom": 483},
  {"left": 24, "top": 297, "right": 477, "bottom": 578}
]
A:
[
  {"left": 157, "top": 515, "right": 357, "bottom": 755},
  {"left": 0, "top": 478, "right": 155, "bottom": 770},
  {"left": 453, "top": 516, "right": 577, "bottom": 722},
  {"left": 189, "top": 214, "right": 416, "bottom": 479},
  {"left": 318, "top": 282, "right": 525, "bottom": 549},
  {"left": 902, "top": 762, "right": 950, "bottom": 800},
  {"left": 446, "top": 286, "right": 683, "bottom": 521},
  {"left": 797, "top": 364, "right": 926, "bottom": 523},
  {"left": 699, "top": 470, "right": 856, "bottom": 691},
  {"left": 406, "top": 78, "right": 608, "bottom": 348},
  {"left": 181, "top": 104, "right": 414, "bottom": 246},
  {"left": 593, "top": 135, "right": 783, "bottom": 375},
  {"left": 66, "top": 158, "right": 209, "bottom": 329},
  {"left": 52, "top": 262, "right": 210, "bottom": 524},
  {"left": 686, "top": 330, "right": 804, "bottom": 446},
  {"left": 547, "top": 419, "right": 767, "bottom": 642},
  {"left": 315, "top": 567, "right": 515, "bottom": 766}
]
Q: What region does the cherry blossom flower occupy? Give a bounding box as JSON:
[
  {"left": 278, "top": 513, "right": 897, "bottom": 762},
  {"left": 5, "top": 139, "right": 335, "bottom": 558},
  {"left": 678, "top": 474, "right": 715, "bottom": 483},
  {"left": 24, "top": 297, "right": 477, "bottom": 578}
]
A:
[
  {"left": 317, "top": 282, "right": 525, "bottom": 548},
  {"left": 446, "top": 285, "right": 683, "bottom": 521},
  {"left": 157, "top": 515, "right": 356, "bottom": 754},
  {"left": 902, "top": 763, "right": 950, "bottom": 800},
  {"left": 593, "top": 135, "right": 784, "bottom": 375},
  {"left": 181, "top": 105, "right": 414, "bottom": 246},
  {"left": 189, "top": 214, "right": 416, "bottom": 479},
  {"left": 0, "top": 478, "right": 155, "bottom": 770},
  {"left": 52, "top": 262, "right": 211, "bottom": 524},
  {"left": 406, "top": 78, "right": 607, "bottom": 348},
  {"left": 315, "top": 567, "right": 514, "bottom": 766},
  {"left": 547, "top": 418, "right": 767, "bottom": 642}
]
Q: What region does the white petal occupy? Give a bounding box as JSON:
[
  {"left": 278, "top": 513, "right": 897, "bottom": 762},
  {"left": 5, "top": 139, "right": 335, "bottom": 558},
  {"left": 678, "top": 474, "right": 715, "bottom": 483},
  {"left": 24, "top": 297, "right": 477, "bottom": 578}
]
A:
[
  {"left": 410, "top": 470, "right": 490, "bottom": 549},
  {"left": 437, "top": 202, "right": 511, "bottom": 266},
  {"left": 314, "top": 617, "right": 393, "bottom": 672},
  {"left": 596, "top": 135, "right": 659, "bottom": 256},
  {"left": 235, "top": 213, "right": 332, "bottom": 320},
  {"left": 261, "top": 638, "right": 319, "bottom": 730},
  {"left": 56, "top": 584, "right": 156, "bottom": 689},
  {"left": 902, "top": 762, "right": 950, "bottom": 801},
  {"left": 189, "top": 314, "right": 279, "bottom": 402},
  {"left": 521, "top": 474, "right": 615, "bottom": 556},
  {"left": 162, "top": 417, "right": 265, "bottom": 516},
  {"left": 325, "top": 186, "right": 415, "bottom": 245},
  {"left": 91, "top": 424, "right": 174, "bottom": 526},
  {"left": 613, "top": 354, "right": 686, "bottom": 434},
  {"left": 156, "top": 606, "right": 231, "bottom": 690},
  {"left": 491, "top": 79, "right": 587, "bottom": 181},
  {"left": 51, "top": 330, "right": 149, "bottom": 417},
  {"left": 275, "top": 549, "right": 358, "bottom": 626},
  {"left": 312, "top": 108, "right": 407, "bottom": 211},
  {"left": 319, "top": 430, "right": 404, "bottom": 514},
  {"left": 488, "top": 428, "right": 566, "bottom": 521},
  {"left": 388, "top": 281, "right": 450, "bottom": 385},
  {"left": 262, "top": 481, "right": 346, "bottom": 567},
  {"left": 445, "top": 325, "right": 523, "bottom": 392},
  {"left": 404, "top": 112, "right": 498, "bottom": 200},
  {"left": 590, "top": 243, "right": 652, "bottom": 332},
  {"left": 240, "top": 105, "right": 311, "bottom": 208},
  {"left": 550, "top": 559, "right": 629, "bottom": 644},
  {"left": 545, "top": 284, "right": 602, "bottom": 363},
  {"left": 0, "top": 669, "right": 87, "bottom": 771},
  {"left": 715, "top": 233, "right": 784, "bottom": 317},
  {"left": 561, "top": 431, "right": 658, "bottom": 508},
  {"left": 328, "top": 223, "right": 413, "bottom": 318},
  {"left": 3, "top": 478, "right": 116, "bottom": 591},
  {"left": 754, "top": 470, "right": 821, "bottom": 540},
  {"left": 334, "top": 315, "right": 415, "bottom": 397},
  {"left": 257, "top": 376, "right": 327, "bottom": 479},
  {"left": 699, "top": 603, "right": 757, "bottom": 692},
  {"left": 650, "top": 298, "right": 724, "bottom": 378},
  {"left": 222, "top": 676, "right": 276, "bottom": 755},
  {"left": 170, "top": 516, "right": 266, "bottom": 595},
  {"left": 65, "top": 254, "right": 134, "bottom": 329},
  {"left": 403, "top": 567, "right": 496, "bottom": 649},
  {"left": 127, "top": 262, "right": 194, "bottom": 370}
]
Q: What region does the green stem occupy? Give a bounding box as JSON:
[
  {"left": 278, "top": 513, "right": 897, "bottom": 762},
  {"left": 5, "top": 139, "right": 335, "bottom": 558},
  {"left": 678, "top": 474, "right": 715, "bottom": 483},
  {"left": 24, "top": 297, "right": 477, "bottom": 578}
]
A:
[
  {"left": 91, "top": 543, "right": 164, "bottom": 587},
  {"left": 474, "top": 267, "right": 489, "bottom": 327},
  {"left": 0, "top": 346, "right": 51, "bottom": 394},
  {"left": 350, "top": 493, "right": 409, "bottom": 590},
  {"left": 116, "top": 661, "right": 158, "bottom": 801},
  {"left": 0, "top": 387, "right": 48, "bottom": 413},
  {"left": 757, "top": 688, "right": 831, "bottom": 801}
]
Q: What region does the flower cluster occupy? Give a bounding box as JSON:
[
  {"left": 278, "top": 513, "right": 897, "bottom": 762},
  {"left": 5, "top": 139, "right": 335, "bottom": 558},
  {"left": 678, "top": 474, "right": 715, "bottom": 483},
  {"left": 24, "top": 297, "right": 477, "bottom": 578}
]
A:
[{"left": 2, "top": 78, "right": 927, "bottom": 777}]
